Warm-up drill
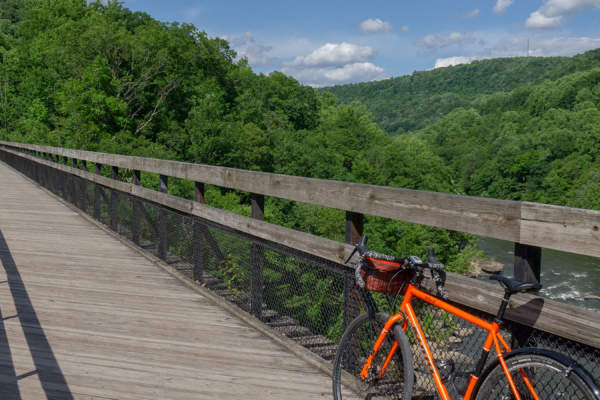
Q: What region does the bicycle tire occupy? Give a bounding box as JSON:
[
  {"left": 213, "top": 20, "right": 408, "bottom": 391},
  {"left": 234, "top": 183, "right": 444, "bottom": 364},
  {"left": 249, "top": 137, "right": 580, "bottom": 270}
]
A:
[
  {"left": 332, "top": 312, "right": 414, "bottom": 400},
  {"left": 473, "top": 348, "right": 600, "bottom": 400}
]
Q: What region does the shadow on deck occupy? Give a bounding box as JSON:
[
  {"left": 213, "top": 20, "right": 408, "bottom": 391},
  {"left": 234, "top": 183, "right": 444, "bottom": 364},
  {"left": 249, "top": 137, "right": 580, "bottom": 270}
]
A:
[{"left": 0, "top": 229, "right": 73, "bottom": 400}]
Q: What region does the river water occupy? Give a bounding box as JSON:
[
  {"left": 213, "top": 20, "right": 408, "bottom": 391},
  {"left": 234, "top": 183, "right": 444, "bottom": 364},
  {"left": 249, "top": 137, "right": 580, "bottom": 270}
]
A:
[{"left": 477, "top": 238, "right": 600, "bottom": 312}]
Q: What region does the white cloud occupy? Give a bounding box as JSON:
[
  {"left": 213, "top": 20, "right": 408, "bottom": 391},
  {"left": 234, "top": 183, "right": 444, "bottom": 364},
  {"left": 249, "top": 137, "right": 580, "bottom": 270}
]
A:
[
  {"left": 431, "top": 35, "right": 600, "bottom": 69},
  {"left": 282, "top": 62, "right": 387, "bottom": 87},
  {"left": 281, "top": 42, "right": 386, "bottom": 86},
  {"left": 493, "top": 36, "right": 600, "bottom": 57},
  {"left": 526, "top": 0, "right": 600, "bottom": 29},
  {"left": 434, "top": 56, "right": 480, "bottom": 68},
  {"left": 465, "top": 9, "right": 480, "bottom": 18},
  {"left": 284, "top": 42, "right": 376, "bottom": 68},
  {"left": 416, "top": 32, "right": 475, "bottom": 50},
  {"left": 359, "top": 18, "right": 393, "bottom": 33},
  {"left": 493, "top": 0, "right": 514, "bottom": 14},
  {"left": 525, "top": 11, "right": 564, "bottom": 29},
  {"left": 225, "top": 32, "right": 274, "bottom": 67},
  {"left": 401, "top": 25, "right": 410, "bottom": 32}
]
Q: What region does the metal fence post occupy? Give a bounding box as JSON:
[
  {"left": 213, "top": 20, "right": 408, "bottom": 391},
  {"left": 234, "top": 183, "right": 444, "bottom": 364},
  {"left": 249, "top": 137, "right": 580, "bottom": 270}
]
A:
[
  {"left": 250, "top": 193, "right": 265, "bottom": 318},
  {"left": 193, "top": 182, "right": 205, "bottom": 282},
  {"left": 158, "top": 175, "right": 168, "bottom": 260},
  {"left": 131, "top": 170, "right": 141, "bottom": 245},
  {"left": 110, "top": 166, "right": 119, "bottom": 231},
  {"left": 343, "top": 212, "right": 363, "bottom": 332}
]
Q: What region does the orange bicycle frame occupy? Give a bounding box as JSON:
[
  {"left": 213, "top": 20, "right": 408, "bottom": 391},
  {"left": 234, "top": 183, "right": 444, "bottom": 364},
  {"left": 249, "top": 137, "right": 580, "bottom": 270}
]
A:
[{"left": 361, "top": 283, "right": 538, "bottom": 400}]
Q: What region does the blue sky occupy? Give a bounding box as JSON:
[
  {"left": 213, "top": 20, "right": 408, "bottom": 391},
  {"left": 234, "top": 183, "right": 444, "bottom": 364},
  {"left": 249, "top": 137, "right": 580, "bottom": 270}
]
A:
[{"left": 123, "top": 0, "right": 600, "bottom": 87}]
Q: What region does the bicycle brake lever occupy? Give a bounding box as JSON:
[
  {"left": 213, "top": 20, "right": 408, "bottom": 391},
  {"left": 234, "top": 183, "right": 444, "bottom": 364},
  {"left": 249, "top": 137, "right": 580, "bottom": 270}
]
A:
[
  {"left": 345, "top": 247, "right": 358, "bottom": 264},
  {"left": 431, "top": 269, "right": 448, "bottom": 300}
]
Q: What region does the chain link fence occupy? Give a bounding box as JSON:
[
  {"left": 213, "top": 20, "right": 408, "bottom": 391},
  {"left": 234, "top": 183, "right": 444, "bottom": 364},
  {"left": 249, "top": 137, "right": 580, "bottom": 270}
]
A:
[{"left": 1, "top": 149, "right": 599, "bottom": 399}]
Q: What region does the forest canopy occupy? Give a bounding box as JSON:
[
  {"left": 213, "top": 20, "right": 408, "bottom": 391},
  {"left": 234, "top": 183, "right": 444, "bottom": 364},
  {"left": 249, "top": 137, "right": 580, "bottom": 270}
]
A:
[
  {"left": 3, "top": 0, "right": 599, "bottom": 275},
  {"left": 326, "top": 49, "right": 600, "bottom": 210},
  {"left": 0, "top": 0, "right": 475, "bottom": 272}
]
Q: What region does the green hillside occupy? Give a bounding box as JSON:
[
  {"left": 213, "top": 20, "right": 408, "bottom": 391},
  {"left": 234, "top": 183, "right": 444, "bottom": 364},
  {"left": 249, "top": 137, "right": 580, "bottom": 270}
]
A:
[
  {"left": 415, "top": 66, "right": 600, "bottom": 209},
  {"left": 324, "top": 50, "right": 600, "bottom": 135}
]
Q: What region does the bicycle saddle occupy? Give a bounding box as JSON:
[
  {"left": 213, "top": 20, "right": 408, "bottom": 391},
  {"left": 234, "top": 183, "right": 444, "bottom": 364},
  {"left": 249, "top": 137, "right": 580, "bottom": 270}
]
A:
[{"left": 489, "top": 275, "right": 542, "bottom": 294}]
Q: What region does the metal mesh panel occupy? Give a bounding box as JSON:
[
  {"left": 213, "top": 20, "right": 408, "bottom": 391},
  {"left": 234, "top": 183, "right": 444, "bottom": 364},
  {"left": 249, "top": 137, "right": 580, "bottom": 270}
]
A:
[
  {"left": 404, "top": 299, "right": 498, "bottom": 398},
  {"left": 511, "top": 322, "right": 600, "bottom": 387},
  {"left": 1, "top": 148, "right": 599, "bottom": 399}
]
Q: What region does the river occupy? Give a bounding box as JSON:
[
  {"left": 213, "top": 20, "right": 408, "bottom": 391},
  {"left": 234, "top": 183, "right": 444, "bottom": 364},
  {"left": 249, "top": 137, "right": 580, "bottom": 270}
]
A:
[{"left": 477, "top": 238, "right": 600, "bottom": 312}]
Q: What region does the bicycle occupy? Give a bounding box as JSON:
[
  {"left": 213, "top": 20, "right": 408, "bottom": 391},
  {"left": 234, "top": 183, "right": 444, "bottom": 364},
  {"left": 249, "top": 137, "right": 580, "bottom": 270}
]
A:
[{"left": 332, "top": 235, "right": 600, "bottom": 400}]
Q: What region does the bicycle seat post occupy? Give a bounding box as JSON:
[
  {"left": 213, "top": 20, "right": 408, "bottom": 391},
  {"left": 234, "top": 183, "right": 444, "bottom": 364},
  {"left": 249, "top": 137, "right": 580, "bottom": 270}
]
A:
[
  {"left": 489, "top": 274, "right": 542, "bottom": 324},
  {"left": 494, "top": 288, "right": 512, "bottom": 323}
]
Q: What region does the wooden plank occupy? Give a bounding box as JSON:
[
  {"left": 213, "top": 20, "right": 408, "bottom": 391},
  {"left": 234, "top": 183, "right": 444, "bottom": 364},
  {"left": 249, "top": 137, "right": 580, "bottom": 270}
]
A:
[
  {"left": 441, "top": 273, "right": 600, "bottom": 348},
  {"left": 520, "top": 201, "right": 600, "bottom": 258},
  {"left": 0, "top": 160, "right": 353, "bottom": 400}
]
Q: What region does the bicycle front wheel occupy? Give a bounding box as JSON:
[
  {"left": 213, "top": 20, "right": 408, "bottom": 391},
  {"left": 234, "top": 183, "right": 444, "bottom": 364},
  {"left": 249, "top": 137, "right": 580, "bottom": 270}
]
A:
[
  {"left": 332, "top": 312, "right": 413, "bottom": 400},
  {"left": 474, "top": 349, "right": 600, "bottom": 400}
]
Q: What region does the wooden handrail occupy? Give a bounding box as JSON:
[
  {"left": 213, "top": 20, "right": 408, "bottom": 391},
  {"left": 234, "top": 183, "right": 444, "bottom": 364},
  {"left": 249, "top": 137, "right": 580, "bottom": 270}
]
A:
[
  {"left": 2, "top": 141, "right": 599, "bottom": 259},
  {"left": 1, "top": 144, "right": 599, "bottom": 349}
]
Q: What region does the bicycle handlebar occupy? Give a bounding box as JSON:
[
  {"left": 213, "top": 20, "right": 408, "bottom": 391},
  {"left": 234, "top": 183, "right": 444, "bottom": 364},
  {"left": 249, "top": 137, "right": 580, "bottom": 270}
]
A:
[{"left": 348, "top": 235, "right": 448, "bottom": 299}]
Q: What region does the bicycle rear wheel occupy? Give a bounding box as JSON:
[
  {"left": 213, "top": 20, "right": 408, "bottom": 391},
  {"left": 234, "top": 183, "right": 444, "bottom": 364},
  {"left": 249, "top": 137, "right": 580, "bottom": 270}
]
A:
[
  {"left": 474, "top": 349, "right": 600, "bottom": 400},
  {"left": 332, "top": 312, "right": 413, "bottom": 400}
]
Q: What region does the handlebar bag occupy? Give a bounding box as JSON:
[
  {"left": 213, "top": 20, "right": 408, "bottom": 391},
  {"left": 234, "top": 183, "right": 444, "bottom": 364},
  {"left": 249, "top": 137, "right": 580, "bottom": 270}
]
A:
[{"left": 361, "top": 257, "right": 414, "bottom": 294}]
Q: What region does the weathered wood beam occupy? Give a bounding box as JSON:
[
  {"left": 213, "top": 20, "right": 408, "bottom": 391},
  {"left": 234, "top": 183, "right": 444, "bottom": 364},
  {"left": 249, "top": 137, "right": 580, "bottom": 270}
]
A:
[{"left": 3, "top": 141, "right": 599, "bottom": 258}]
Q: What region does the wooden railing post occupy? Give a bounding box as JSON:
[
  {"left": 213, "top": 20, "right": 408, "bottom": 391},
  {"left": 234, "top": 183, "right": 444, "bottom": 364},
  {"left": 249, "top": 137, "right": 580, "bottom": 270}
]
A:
[
  {"left": 193, "top": 182, "right": 205, "bottom": 282},
  {"left": 79, "top": 160, "right": 87, "bottom": 213},
  {"left": 250, "top": 193, "right": 265, "bottom": 318},
  {"left": 158, "top": 175, "right": 168, "bottom": 260},
  {"left": 132, "top": 170, "right": 141, "bottom": 245},
  {"left": 72, "top": 158, "right": 79, "bottom": 206},
  {"left": 94, "top": 163, "right": 102, "bottom": 220},
  {"left": 62, "top": 156, "right": 69, "bottom": 200},
  {"left": 511, "top": 242, "right": 542, "bottom": 348},
  {"left": 343, "top": 211, "right": 363, "bottom": 332},
  {"left": 514, "top": 243, "right": 541, "bottom": 283},
  {"left": 110, "top": 166, "right": 119, "bottom": 231}
]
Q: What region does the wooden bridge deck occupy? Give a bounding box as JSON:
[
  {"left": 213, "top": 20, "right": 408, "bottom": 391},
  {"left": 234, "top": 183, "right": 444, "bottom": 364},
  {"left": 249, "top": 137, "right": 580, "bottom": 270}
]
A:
[{"left": 0, "top": 161, "right": 342, "bottom": 399}]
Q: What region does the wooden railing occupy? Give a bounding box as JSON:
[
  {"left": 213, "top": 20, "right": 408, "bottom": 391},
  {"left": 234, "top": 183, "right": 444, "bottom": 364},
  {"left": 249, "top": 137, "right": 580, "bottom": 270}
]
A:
[{"left": 1, "top": 141, "right": 599, "bottom": 349}]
